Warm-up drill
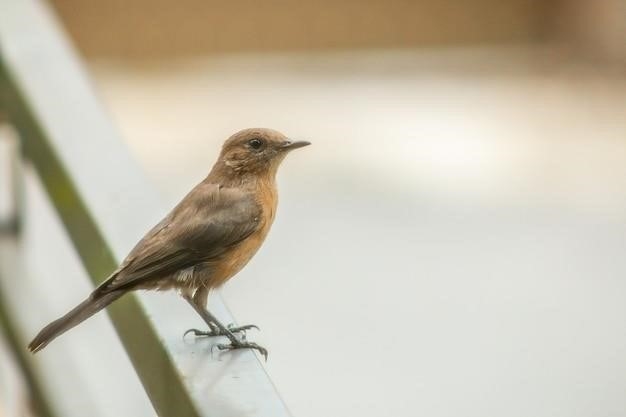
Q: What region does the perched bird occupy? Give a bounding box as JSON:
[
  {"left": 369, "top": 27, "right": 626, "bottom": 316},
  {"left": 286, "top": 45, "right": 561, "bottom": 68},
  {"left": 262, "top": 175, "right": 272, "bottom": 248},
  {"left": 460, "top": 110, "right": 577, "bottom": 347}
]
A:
[{"left": 28, "top": 128, "right": 310, "bottom": 359}]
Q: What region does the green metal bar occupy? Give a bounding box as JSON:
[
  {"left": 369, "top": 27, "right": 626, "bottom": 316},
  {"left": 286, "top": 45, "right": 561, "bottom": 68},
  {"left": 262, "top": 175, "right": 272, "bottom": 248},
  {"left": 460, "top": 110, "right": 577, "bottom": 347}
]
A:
[
  {"left": 0, "top": 62, "right": 200, "bottom": 417},
  {"left": 0, "top": 52, "right": 201, "bottom": 417}
]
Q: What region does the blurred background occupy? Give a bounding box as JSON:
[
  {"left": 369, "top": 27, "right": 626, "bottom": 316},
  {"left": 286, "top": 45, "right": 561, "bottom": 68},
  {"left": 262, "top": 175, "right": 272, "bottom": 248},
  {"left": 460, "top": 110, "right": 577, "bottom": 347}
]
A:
[{"left": 1, "top": 0, "right": 626, "bottom": 416}]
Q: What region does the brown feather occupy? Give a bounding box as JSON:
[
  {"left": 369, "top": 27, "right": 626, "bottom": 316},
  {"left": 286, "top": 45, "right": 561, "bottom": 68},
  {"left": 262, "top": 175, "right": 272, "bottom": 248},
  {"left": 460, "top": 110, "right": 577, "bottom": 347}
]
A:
[{"left": 28, "top": 127, "right": 309, "bottom": 352}]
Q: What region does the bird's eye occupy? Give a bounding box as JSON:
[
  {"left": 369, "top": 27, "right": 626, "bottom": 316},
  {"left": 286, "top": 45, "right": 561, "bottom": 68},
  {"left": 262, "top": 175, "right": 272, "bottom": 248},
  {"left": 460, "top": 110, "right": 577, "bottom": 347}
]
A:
[{"left": 248, "top": 138, "right": 264, "bottom": 150}]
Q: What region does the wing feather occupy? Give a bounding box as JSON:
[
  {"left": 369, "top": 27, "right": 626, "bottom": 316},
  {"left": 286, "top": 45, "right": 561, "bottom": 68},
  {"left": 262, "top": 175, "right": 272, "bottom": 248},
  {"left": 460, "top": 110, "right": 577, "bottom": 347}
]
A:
[{"left": 96, "top": 182, "right": 260, "bottom": 293}]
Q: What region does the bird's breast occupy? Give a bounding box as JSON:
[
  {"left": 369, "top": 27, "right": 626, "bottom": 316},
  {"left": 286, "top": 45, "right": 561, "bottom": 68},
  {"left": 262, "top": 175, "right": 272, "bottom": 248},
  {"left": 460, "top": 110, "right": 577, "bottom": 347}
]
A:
[{"left": 208, "top": 183, "right": 278, "bottom": 288}]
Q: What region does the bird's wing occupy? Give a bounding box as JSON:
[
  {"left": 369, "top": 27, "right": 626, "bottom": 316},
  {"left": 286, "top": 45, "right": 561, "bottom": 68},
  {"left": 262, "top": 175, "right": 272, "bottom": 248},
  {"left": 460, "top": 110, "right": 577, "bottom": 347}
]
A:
[{"left": 95, "top": 182, "right": 261, "bottom": 293}]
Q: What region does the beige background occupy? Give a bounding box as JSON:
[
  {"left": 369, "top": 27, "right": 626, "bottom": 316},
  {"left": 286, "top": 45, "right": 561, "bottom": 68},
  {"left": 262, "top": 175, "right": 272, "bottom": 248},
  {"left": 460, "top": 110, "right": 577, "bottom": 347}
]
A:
[{"left": 50, "top": 0, "right": 552, "bottom": 58}]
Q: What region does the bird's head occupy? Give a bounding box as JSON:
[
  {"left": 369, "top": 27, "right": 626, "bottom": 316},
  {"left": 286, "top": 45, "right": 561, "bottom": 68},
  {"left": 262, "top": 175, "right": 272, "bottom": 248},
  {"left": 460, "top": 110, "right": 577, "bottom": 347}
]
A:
[{"left": 216, "top": 128, "right": 310, "bottom": 178}]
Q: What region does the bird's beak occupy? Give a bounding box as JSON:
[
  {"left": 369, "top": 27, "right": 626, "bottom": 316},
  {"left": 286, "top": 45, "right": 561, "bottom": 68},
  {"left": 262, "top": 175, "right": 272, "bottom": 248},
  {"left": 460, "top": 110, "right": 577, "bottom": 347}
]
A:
[{"left": 281, "top": 140, "right": 311, "bottom": 150}]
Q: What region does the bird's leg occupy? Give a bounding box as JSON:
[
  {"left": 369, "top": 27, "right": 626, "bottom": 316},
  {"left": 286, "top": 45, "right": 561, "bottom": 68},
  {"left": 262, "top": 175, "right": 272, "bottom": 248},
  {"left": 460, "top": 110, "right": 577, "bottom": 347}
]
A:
[
  {"left": 183, "top": 292, "right": 259, "bottom": 337},
  {"left": 183, "top": 296, "right": 267, "bottom": 359}
]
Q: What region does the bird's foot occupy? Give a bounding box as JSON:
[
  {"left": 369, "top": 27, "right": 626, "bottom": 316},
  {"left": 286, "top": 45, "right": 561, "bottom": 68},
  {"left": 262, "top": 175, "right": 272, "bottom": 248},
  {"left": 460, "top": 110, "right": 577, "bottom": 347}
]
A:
[
  {"left": 184, "top": 323, "right": 259, "bottom": 339},
  {"left": 217, "top": 340, "right": 268, "bottom": 361}
]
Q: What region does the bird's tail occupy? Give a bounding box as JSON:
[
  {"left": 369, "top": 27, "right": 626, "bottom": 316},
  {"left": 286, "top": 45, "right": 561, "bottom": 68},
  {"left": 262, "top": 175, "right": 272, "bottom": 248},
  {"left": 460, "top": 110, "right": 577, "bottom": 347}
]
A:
[{"left": 28, "top": 290, "right": 123, "bottom": 353}]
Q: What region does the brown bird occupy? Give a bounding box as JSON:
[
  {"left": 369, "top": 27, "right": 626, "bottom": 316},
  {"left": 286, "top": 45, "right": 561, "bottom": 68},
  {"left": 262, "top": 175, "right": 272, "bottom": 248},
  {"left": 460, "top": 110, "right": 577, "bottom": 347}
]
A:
[{"left": 28, "top": 128, "right": 310, "bottom": 359}]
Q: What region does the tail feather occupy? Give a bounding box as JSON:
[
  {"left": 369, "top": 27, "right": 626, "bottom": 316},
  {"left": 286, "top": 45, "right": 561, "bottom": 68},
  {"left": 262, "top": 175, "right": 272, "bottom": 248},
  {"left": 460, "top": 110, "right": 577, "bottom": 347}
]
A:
[{"left": 28, "top": 291, "right": 123, "bottom": 353}]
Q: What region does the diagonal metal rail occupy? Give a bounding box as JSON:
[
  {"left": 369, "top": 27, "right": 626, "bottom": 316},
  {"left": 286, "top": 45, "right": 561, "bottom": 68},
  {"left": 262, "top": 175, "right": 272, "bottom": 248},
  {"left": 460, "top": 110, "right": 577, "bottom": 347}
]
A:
[{"left": 0, "top": 1, "right": 291, "bottom": 416}]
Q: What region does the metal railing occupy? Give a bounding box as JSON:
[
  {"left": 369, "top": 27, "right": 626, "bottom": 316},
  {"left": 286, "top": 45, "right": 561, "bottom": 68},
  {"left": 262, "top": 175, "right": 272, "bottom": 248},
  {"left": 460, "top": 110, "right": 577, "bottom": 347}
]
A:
[{"left": 0, "top": 1, "right": 290, "bottom": 416}]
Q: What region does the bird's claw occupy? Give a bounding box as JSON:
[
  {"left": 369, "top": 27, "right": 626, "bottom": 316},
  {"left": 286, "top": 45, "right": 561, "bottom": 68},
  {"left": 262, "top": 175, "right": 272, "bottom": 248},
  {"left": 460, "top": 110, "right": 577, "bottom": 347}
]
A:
[
  {"left": 227, "top": 323, "right": 260, "bottom": 333},
  {"left": 184, "top": 323, "right": 259, "bottom": 339},
  {"left": 184, "top": 328, "right": 212, "bottom": 338},
  {"left": 217, "top": 341, "right": 268, "bottom": 361}
]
